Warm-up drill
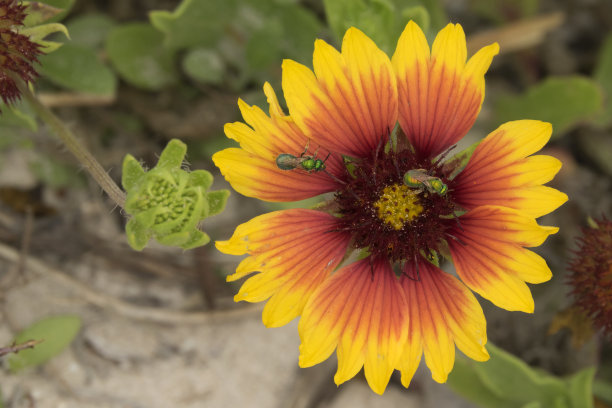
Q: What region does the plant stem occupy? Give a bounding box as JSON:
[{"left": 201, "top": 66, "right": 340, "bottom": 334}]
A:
[{"left": 17, "top": 80, "right": 126, "bottom": 208}]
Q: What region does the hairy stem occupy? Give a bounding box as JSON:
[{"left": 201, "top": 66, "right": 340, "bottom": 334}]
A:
[{"left": 17, "top": 80, "right": 126, "bottom": 208}]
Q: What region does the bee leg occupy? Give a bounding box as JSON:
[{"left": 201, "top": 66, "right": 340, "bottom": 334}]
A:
[
  {"left": 445, "top": 232, "right": 467, "bottom": 246},
  {"left": 369, "top": 258, "right": 375, "bottom": 282},
  {"left": 300, "top": 140, "right": 311, "bottom": 158}
]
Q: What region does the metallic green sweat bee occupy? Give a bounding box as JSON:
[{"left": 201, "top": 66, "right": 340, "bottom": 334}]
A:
[
  {"left": 403, "top": 169, "right": 448, "bottom": 195},
  {"left": 276, "top": 142, "right": 330, "bottom": 173}
]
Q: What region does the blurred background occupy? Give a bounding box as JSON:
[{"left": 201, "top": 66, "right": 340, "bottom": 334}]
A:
[{"left": 0, "top": 0, "right": 611, "bottom": 407}]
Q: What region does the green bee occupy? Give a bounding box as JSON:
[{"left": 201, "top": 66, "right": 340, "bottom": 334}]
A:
[
  {"left": 276, "top": 142, "right": 329, "bottom": 173},
  {"left": 403, "top": 169, "right": 448, "bottom": 195}
]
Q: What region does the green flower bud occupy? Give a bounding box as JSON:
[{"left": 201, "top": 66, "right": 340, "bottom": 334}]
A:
[{"left": 122, "top": 139, "right": 229, "bottom": 251}]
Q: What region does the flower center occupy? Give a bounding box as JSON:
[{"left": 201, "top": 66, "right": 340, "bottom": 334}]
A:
[
  {"left": 333, "top": 142, "right": 461, "bottom": 263},
  {"left": 373, "top": 184, "right": 423, "bottom": 230}
]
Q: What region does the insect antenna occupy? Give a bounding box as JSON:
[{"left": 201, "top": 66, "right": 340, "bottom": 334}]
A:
[
  {"left": 432, "top": 144, "right": 457, "bottom": 167},
  {"left": 445, "top": 232, "right": 467, "bottom": 246},
  {"left": 300, "top": 139, "right": 311, "bottom": 157},
  {"left": 403, "top": 253, "right": 421, "bottom": 281}
]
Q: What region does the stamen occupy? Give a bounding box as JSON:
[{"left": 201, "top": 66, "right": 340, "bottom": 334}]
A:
[{"left": 373, "top": 184, "right": 423, "bottom": 230}]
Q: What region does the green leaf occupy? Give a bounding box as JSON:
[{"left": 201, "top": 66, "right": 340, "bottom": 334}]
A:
[
  {"left": 182, "top": 48, "right": 225, "bottom": 84},
  {"left": 494, "top": 76, "right": 603, "bottom": 137},
  {"left": 566, "top": 367, "right": 595, "bottom": 408},
  {"left": 149, "top": 0, "right": 237, "bottom": 49},
  {"left": 20, "top": 22, "right": 69, "bottom": 53},
  {"left": 324, "top": 0, "right": 396, "bottom": 53},
  {"left": 8, "top": 315, "right": 81, "bottom": 373},
  {"left": 401, "top": 6, "right": 430, "bottom": 33},
  {"left": 0, "top": 100, "right": 38, "bottom": 131},
  {"left": 29, "top": 0, "right": 75, "bottom": 22},
  {"left": 121, "top": 154, "right": 146, "bottom": 191},
  {"left": 278, "top": 4, "right": 322, "bottom": 61},
  {"left": 20, "top": 22, "right": 70, "bottom": 53},
  {"left": 206, "top": 190, "right": 230, "bottom": 217},
  {"left": 23, "top": 2, "right": 64, "bottom": 26},
  {"left": 447, "top": 355, "right": 517, "bottom": 408},
  {"left": 126, "top": 218, "right": 151, "bottom": 251},
  {"left": 189, "top": 170, "right": 213, "bottom": 191},
  {"left": 472, "top": 344, "right": 566, "bottom": 404},
  {"left": 38, "top": 43, "right": 116, "bottom": 95},
  {"left": 593, "top": 379, "right": 612, "bottom": 405},
  {"left": 246, "top": 23, "right": 283, "bottom": 71},
  {"left": 446, "top": 139, "right": 481, "bottom": 180},
  {"left": 158, "top": 139, "right": 187, "bottom": 168},
  {"left": 447, "top": 344, "right": 589, "bottom": 408},
  {"left": 594, "top": 32, "right": 612, "bottom": 126},
  {"left": 65, "top": 14, "right": 115, "bottom": 48},
  {"left": 106, "top": 23, "right": 178, "bottom": 91}
]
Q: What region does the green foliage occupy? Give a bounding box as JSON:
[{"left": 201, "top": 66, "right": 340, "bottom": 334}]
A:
[
  {"left": 446, "top": 139, "right": 481, "bottom": 180},
  {"left": 30, "top": 157, "right": 86, "bottom": 188},
  {"left": 106, "top": 23, "right": 178, "bottom": 91},
  {"left": 38, "top": 43, "right": 116, "bottom": 95},
  {"left": 23, "top": 2, "right": 64, "bottom": 26},
  {"left": 65, "top": 14, "right": 115, "bottom": 48},
  {"left": 0, "top": 100, "right": 37, "bottom": 131},
  {"left": 593, "top": 379, "right": 612, "bottom": 405},
  {"left": 8, "top": 315, "right": 81, "bottom": 373},
  {"left": 20, "top": 22, "right": 69, "bottom": 53},
  {"left": 323, "top": 0, "right": 444, "bottom": 53},
  {"left": 447, "top": 343, "right": 595, "bottom": 408},
  {"left": 494, "top": 76, "right": 603, "bottom": 138},
  {"left": 237, "top": 1, "right": 322, "bottom": 84},
  {"left": 150, "top": 0, "right": 237, "bottom": 50},
  {"left": 182, "top": 48, "right": 225, "bottom": 85},
  {"left": 122, "top": 140, "right": 230, "bottom": 251},
  {"left": 594, "top": 32, "right": 612, "bottom": 126},
  {"left": 31, "top": 0, "right": 75, "bottom": 22},
  {"left": 470, "top": 0, "right": 539, "bottom": 24}
]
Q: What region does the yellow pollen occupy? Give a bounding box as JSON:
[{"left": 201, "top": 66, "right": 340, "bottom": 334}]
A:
[{"left": 373, "top": 184, "right": 423, "bottom": 230}]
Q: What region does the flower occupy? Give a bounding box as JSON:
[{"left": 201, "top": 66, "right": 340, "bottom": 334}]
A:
[
  {"left": 567, "top": 217, "right": 612, "bottom": 337},
  {"left": 0, "top": 0, "right": 42, "bottom": 106},
  {"left": 213, "top": 21, "right": 567, "bottom": 394}
]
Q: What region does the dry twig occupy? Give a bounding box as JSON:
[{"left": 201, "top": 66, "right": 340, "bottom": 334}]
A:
[
  {"left": 467, "top": 12, "right": 565, "bottom": 55},
  {"left": 0, "top": 339, "right": 43, "bottom": 357},
  {"left": 0, "top": 242, "right": 262, "bottom": 325}
]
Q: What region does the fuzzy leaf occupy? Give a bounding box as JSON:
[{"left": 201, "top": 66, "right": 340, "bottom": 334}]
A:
[
  {"left": 8, "top": 315, "right": 81, "bottom": 373},
  {"left": 206, "top": 190, "right": 230, "bottom": 217},
  {"left": 106, "top": 23, "right": 178, "bottom": 91},
  {"left": 121, "top": 154, "right": 146, "bottom": 191},
  {"left": 126, "top": 218, "right": 152, "bottom": 251},
  {"left": 38, "top": 43, "right": 116, "bottom": 95},
  {"left": 494, "top": 76, "right": 603, "bottom": 137},
  {"left": 158, "top": 139, "right": 187, "bottom": 168},
  {"left": 189, "top": 170, "right": 213, "bottom": 191}
]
